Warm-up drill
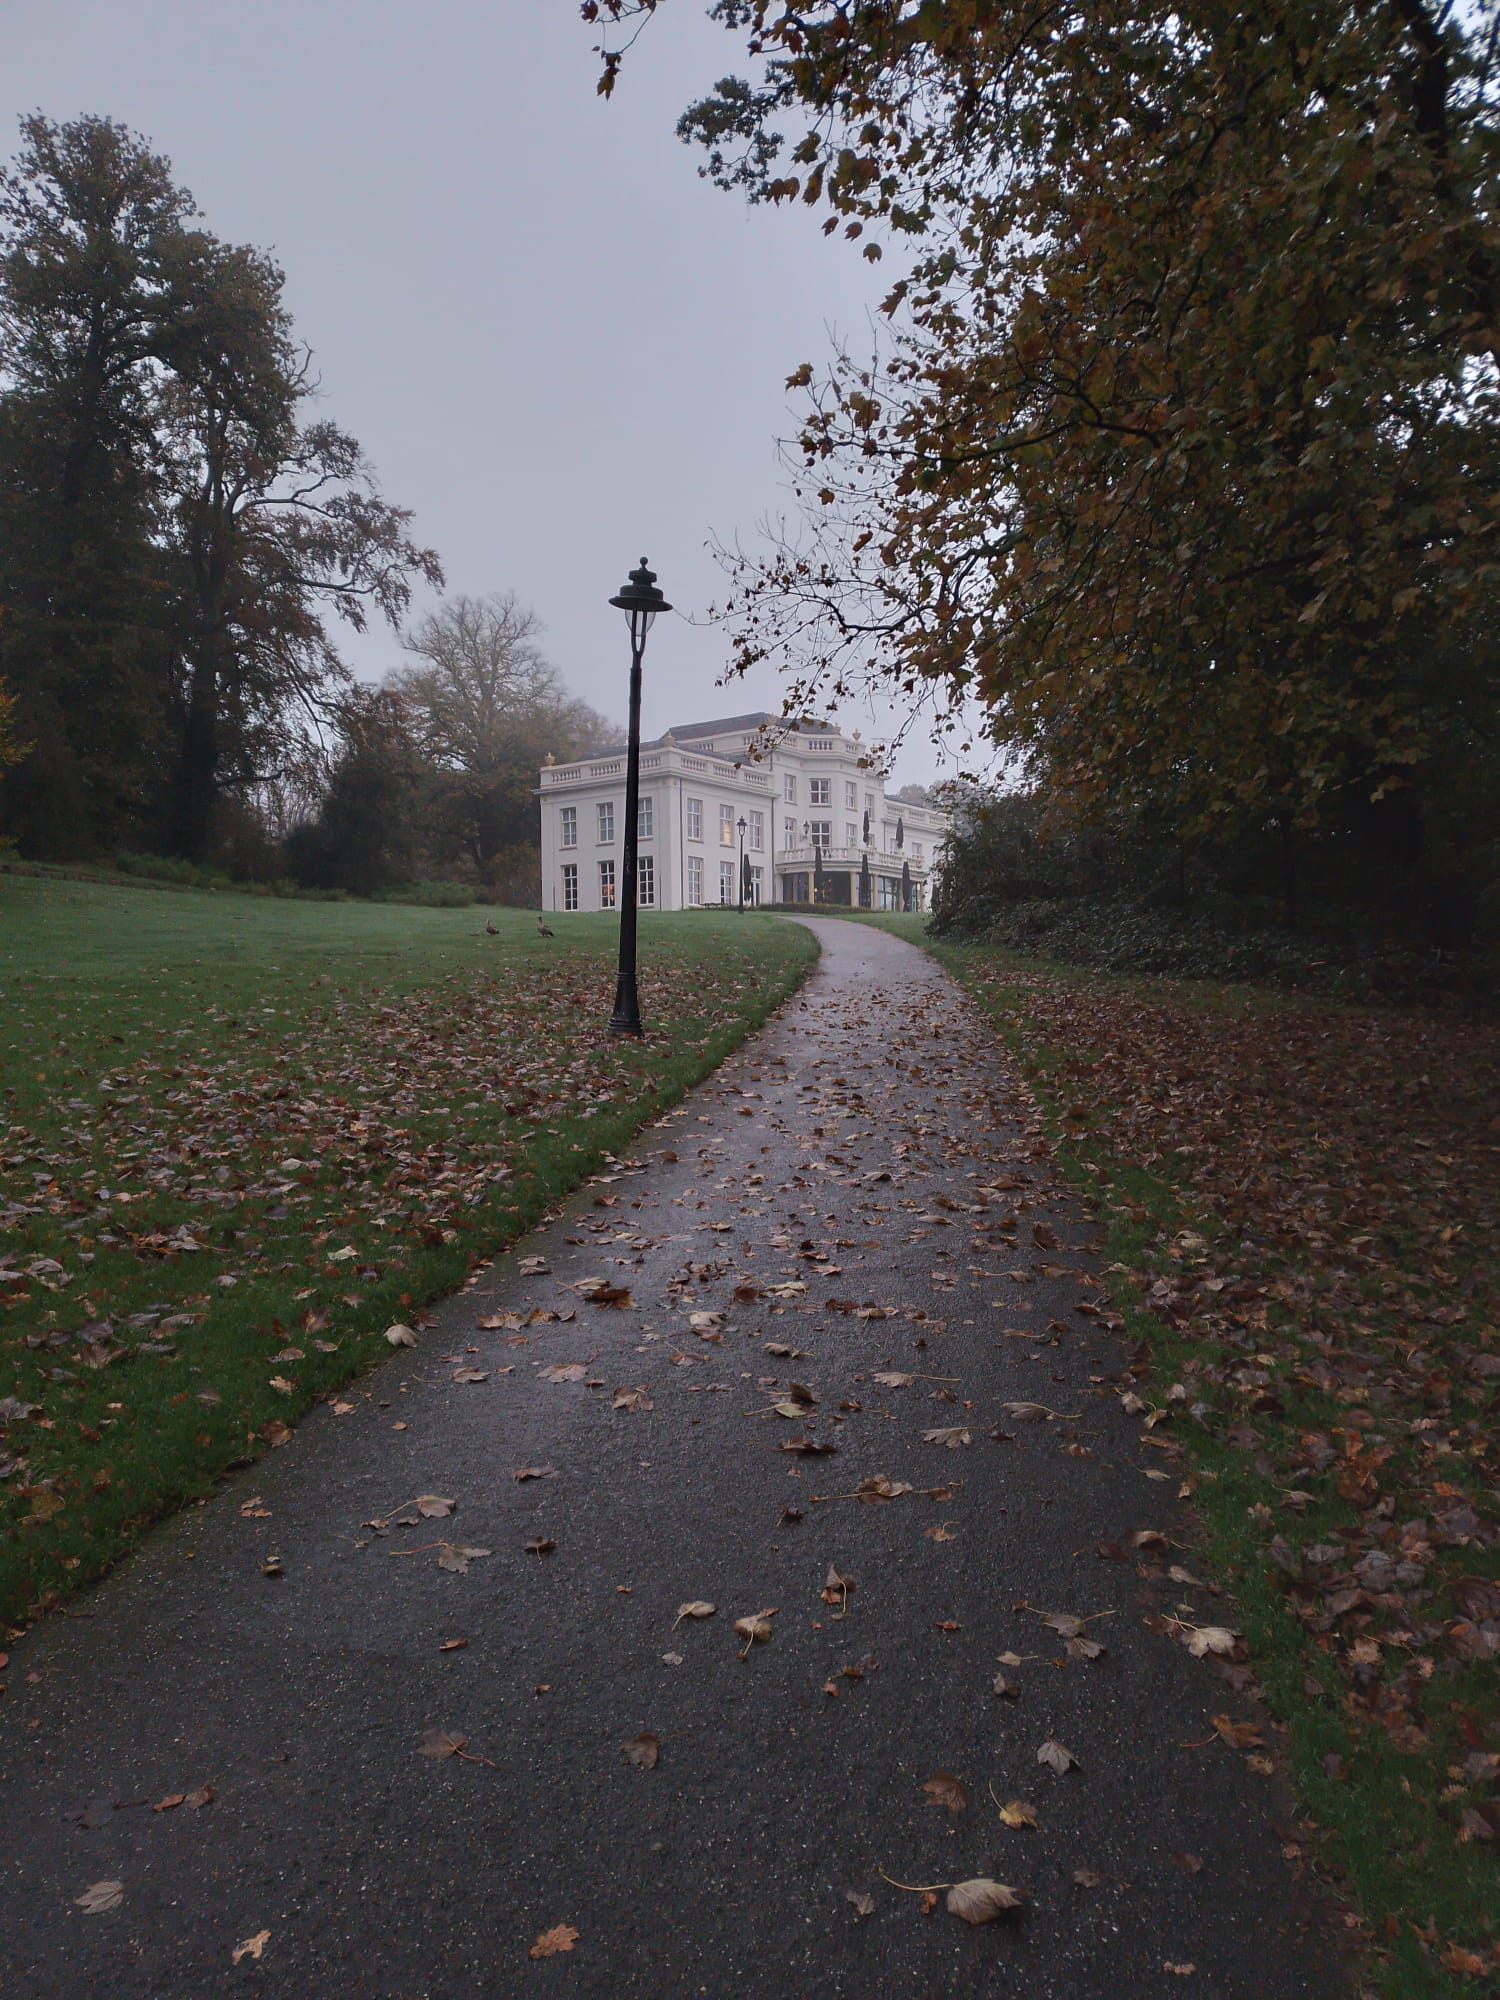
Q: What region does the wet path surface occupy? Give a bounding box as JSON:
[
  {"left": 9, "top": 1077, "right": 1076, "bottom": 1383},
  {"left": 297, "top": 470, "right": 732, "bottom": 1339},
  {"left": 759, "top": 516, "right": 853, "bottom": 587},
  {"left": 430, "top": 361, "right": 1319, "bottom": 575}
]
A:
[{"left": 0, "top": 919, "right": 1332, "bottom": 1997}]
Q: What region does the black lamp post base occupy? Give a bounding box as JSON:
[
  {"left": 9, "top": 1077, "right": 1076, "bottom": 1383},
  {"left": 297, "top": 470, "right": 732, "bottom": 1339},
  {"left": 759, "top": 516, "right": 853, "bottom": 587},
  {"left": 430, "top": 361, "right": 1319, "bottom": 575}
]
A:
[{"left": 608, "top": 975, "right": 644, "bottom": 1038}]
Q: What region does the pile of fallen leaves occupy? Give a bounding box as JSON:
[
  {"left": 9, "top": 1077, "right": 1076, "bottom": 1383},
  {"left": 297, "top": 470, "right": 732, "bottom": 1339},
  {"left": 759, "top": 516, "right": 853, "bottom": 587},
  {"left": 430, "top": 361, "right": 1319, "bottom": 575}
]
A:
[{"left": 947, "top": 953, "right": 1500, "bottom": 1994}]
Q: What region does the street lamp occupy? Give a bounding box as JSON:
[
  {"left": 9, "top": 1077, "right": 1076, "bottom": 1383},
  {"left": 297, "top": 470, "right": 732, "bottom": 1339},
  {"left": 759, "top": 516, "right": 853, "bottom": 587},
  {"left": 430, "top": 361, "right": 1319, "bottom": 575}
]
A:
[
  {"left": 737, "top": 815, "right": 747, "bottom": 913},
  {"left": 606, "top": 556, "right": 670, "bottom": 1037}
]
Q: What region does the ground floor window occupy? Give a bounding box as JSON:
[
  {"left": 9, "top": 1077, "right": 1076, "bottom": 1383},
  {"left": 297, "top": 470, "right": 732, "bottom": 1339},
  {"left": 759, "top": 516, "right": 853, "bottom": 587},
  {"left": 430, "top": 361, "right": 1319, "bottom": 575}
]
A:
[
  {"left": 687, "top": 855, "right": 703, "bottom": 906},
  {"left": 719, "top": 860, "right": 735, "bottom": 903},
  {"left": 599, "top": 859, "right": 616, "bottom": 909},
  {"left": 750, "top": 867, "right": 763, "bottom": 904},
  {"left": 878, "top": 875, "right": 901, "bottom": 910},
  {"left": 638, "top": 854, "right": 655, "bottom": 907},
  {"left": 562, "top": 863, "right": 578, "bottom": 912},
  {"left": 783, "top": 872, "right": 810, "bottom": 904}
]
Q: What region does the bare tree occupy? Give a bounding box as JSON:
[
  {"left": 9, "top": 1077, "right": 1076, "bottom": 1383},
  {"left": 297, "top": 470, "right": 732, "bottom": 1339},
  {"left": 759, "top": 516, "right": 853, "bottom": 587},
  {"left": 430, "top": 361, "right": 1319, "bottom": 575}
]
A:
[{"left": 385, "top": 591, "right": 615, "bottom": 868}]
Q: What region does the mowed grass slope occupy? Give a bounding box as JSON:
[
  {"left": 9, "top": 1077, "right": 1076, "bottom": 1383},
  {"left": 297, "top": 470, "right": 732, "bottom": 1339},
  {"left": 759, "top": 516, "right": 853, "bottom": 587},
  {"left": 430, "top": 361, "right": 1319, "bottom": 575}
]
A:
[{"left": 0, "top": 879, "right": 815, "bottom": 1626}]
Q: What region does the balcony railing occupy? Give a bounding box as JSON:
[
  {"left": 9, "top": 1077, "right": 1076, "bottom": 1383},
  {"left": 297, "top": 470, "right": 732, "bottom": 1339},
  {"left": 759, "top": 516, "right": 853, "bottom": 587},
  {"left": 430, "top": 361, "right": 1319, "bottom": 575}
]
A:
[
  {"left": 541, "top": 748, "right": 771, "bottom": 790},
  {"left": 776, "top": 845, "right": 928, "bottom": 872}
]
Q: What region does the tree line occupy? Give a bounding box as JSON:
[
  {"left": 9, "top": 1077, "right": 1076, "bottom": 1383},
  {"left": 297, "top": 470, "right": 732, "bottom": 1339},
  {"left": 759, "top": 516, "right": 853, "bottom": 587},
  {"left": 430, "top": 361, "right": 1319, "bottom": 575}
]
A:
[
  {"left": 596, "top": 0, "right": 1500, "bottom": 951},
  {"left": 0, "top": 114, "right": 608, "bottom": 899}
]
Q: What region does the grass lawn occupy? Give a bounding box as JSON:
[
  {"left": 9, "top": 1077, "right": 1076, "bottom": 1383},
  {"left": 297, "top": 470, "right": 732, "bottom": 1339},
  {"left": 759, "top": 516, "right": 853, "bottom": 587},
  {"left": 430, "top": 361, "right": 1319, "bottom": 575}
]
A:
[
  {"left": 0, "top": 879, "right": 815, "bottom": 1627},
  {"left": 820, "top": 910, "right": 1499, "bottom": 1998}
]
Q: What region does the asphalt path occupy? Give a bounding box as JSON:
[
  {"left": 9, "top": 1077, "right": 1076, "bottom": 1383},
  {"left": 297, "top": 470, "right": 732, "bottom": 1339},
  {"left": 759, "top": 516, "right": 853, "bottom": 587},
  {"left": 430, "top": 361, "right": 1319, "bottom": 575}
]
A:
[{"left": 0, "top": 917, "right": 1334, "bottom": 1998}]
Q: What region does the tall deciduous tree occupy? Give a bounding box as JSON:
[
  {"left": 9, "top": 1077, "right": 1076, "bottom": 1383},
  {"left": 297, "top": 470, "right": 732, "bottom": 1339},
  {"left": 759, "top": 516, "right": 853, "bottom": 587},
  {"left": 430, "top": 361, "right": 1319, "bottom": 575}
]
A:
[
  {"left": 0, "top": 113, "right": 193, "bottom": 851},
  {"left": 0, "top": 113, "right": 442, "bottom": 860},
  {"left": 592, "top": 2, "right": 1500, "bottom": 913},
  {"left": 386, "top": 593, "right": 615, "bottom": 867}
]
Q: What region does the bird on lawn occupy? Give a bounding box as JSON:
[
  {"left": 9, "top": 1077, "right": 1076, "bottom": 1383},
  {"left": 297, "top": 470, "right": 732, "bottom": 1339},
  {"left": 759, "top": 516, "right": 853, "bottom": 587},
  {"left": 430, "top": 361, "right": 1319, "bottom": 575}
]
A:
[
  {"left": 485, "top": 920, "right": 500, "bottom": 935},
  {"left": 537, "top": 916, "right": 555, "bottom": 938}
]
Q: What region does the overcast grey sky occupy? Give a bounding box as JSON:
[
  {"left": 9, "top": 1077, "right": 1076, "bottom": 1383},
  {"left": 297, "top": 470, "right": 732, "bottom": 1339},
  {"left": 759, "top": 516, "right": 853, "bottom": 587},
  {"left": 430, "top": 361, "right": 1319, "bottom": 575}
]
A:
[{"left": 7, "top": 0, "right": 960, "bottom": 784}]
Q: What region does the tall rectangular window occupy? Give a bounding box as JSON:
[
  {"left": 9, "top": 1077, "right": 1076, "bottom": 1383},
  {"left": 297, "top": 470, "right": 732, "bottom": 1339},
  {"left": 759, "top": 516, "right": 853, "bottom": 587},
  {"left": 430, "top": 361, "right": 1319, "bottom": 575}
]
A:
[
  {"left": 810, "top": 777, "right": 830, "bottom": 806},
  {"left": 597, "top": 801, "right": 615, "bottom": 843},
  {"left": 686, "top": 796, "right": 703, "bottom": 840},
  {"left": 878, "top": 876, "right": 899, "bottom": 910},
  {"left": 687, "top": 855, "right": 703, "bottom": 906},
  {"left": 560, "top": 806, "right": 577, "bottom": 848},
  {"left": 864, "top": 792, "right": 875, "bottom": 817},
  {"left": 637, "top": 855, "right": 655, "bottom": 907},
  {"left": 750, "top": 866, "right": 763, "bottom": 903},
  {"left": 810, "top": 820, "right": 831, "bottom": 850},
  {"left": 562, "top": 863, "right": 578, "bottom": 911},
  {"left": 638, "top": 795, "right": 653, "bottom": 839},
  {"left": 599, "top": 859, "right": 616, "bottom": 908},
  {"left": 720, "top": 860, "right": 735, "bottom": 903},
  {"left": 784, "top": 817, "right": 795, "bottom": 848},
  {"left": 844, "top": 780, "right": 857, "bottom": 809},
  {"left": 912, "top": 840, "right": 923, "bottom": 864},
  {"left": 846, "top": 821, "right": 858, "bottom": 849},
  {"left": 719, "top": 804, "right": 734, "bottom": 846},
  {"left": 748, "top": 810, "right": 764, "bottom": 850},
  {"left": 783, "top": 774, "right": 797, "bottom": 803}
]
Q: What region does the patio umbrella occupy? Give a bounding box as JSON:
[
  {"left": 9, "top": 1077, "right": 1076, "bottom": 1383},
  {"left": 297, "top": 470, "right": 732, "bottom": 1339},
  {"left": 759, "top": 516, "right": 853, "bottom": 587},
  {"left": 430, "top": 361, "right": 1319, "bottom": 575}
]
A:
[
  {"left": 813, "top": 842, "right": 825, "bottom": 904},
  {"left": 859, "top": 850, "right": 872, "bottom": 909},
  {"left": 901, "top": 858, "right": 912, "bottom": 912}
]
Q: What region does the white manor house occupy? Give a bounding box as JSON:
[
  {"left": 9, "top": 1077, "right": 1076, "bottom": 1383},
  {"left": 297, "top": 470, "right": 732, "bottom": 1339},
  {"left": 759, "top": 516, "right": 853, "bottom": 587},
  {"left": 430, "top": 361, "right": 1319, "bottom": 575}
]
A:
[{"left": 537, "top": 712, "right": 949, "bottom": 915}]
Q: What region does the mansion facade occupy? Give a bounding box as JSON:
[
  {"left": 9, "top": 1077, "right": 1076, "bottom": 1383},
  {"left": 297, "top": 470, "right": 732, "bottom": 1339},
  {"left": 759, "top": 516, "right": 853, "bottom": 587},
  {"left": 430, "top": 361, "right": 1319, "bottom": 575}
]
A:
[{"left": 537, "top": 712, "right": 948, "bottom": 915}]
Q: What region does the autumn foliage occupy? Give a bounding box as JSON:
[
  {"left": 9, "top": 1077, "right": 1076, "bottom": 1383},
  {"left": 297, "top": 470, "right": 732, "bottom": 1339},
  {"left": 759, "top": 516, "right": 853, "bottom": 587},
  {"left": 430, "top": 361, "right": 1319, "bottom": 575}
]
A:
[{"left": 598, "top": 1, "right": 1500, "bottom": 922}]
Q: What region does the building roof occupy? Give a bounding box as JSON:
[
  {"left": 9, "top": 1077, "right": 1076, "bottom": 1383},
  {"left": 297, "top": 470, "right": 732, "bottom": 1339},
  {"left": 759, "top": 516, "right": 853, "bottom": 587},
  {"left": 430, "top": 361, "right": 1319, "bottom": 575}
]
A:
[{"left": 593, "top": 711, "right": 835, "bottom": 759}]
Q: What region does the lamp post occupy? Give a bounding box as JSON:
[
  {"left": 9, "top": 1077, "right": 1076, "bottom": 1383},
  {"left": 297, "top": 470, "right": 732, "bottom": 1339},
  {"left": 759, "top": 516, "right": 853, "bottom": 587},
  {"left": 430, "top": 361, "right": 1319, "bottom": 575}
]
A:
[
  {"left": 737, "top": 816, "right": 747, "bottom": 913},
  {"left": 606, "top": 556, "right": 670, "bottom": 1038}
]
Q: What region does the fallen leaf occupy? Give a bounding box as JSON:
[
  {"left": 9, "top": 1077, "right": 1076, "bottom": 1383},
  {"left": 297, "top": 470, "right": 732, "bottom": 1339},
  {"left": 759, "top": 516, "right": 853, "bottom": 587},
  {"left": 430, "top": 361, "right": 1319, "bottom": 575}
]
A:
[
  {"left": 437, "top": 1544, "right": 493, "bottom": 1573},
  {"left": 672, "top": 1600, "right": 716, "bottom": 1628},
  {"left": 518, "top": 1256, "right": 550, "bottom": 1276},
  {"left": 439, "top": 1639, "right": 469, "bottom": 1652},
  {"left": 385, "top": 1324, "right": 417, "bottom": 1348},
  {"left": 1211, "top": 1715, "right": 1263, "bottom": 1750},
  {"left": 451, "top": 1367, "right": 489, "bottom": 1384},
  {"left": 185, "top": 1785, "right": 214, "bottom": 1808},
  {"left": 734, "top": 1609, "right": 777, "bottom": 1656},
  {"left": 153, "top": 1793, "right": 185, "bottom": 1813},
  {"left": 1185, "top": 1625, "right": 1238, "bottom": 1659},
  {"left": 846, "top": 1889, "right": 875, "bottom": 1918},
  {"left": 512, "top": 1465, "right": 558, "bottom": 1482},
  {"left": 417, "top": 1728, "right": 468, "bottom": 1759},
  {"left": 992, "top": 1669, "right": 1020, "bottom": 1698},
  {"left": 922, "top": 1426, "right": 972, "bottom": 1448},
  {"left": 621, "top": 1732, "right": 660, "bottom": 1769},
  {"left": 612, "top": 1385, "right": 653, "bottom": 1411},
  {"left": 528, "top": 1925, "right": 579, "bottom": 1959},
  {"left": 997, "top": 1798, "right": 1038, "bottom": 1829},
  {"left": 873, "top": 1371, "right": 914, "bottom": 1387},
  {"left": 924, "top": 1522, "right": 958, "bottom": 1542},
  {"left": 689, "top": 1311, "right": 726, "bottom": 1332},
  {"left": 524, "top": 1537, "right": 556, "bottom": 1559},
  {"left": 1174, "top": 1852, "right": 1204, "bottom": 1874},
  {"left": 539, "top": 1363, "right": 586, "bottom": 1384},
  {"left": 1037, "top": 1736, "right": 1079, "bottom": 1774},
  {"left": 822, "top": 1564, "right": 856, "bottom": 1610},
  {"left": 1072, "top": 1867, "right": 1104, "bottom": 1888},
  {"left": 74, "top": 1880, "right": 123, "bottom": 1915},
  {"left": 416, "top": 1495, "right": 457, "bottom": 1518},
  {"left": 231, "top": 1930, "right": 270, "bottom": 1964},
  {"left": 946, "top": 1879, "right": 1025, "bottom": 1924},
  {"left": 923, "top": 1769, "right": 969, "bottom": 1813},
  {"left": 779, "top": 1437, "right": 837, "bottom": 1456}
]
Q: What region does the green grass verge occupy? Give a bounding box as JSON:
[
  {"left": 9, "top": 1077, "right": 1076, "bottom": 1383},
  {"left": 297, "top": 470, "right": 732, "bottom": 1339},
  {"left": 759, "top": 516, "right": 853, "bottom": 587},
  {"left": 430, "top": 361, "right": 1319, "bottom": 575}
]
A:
[{"left": 0, "top": 881, "right": 816, "bottom": 1628}]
